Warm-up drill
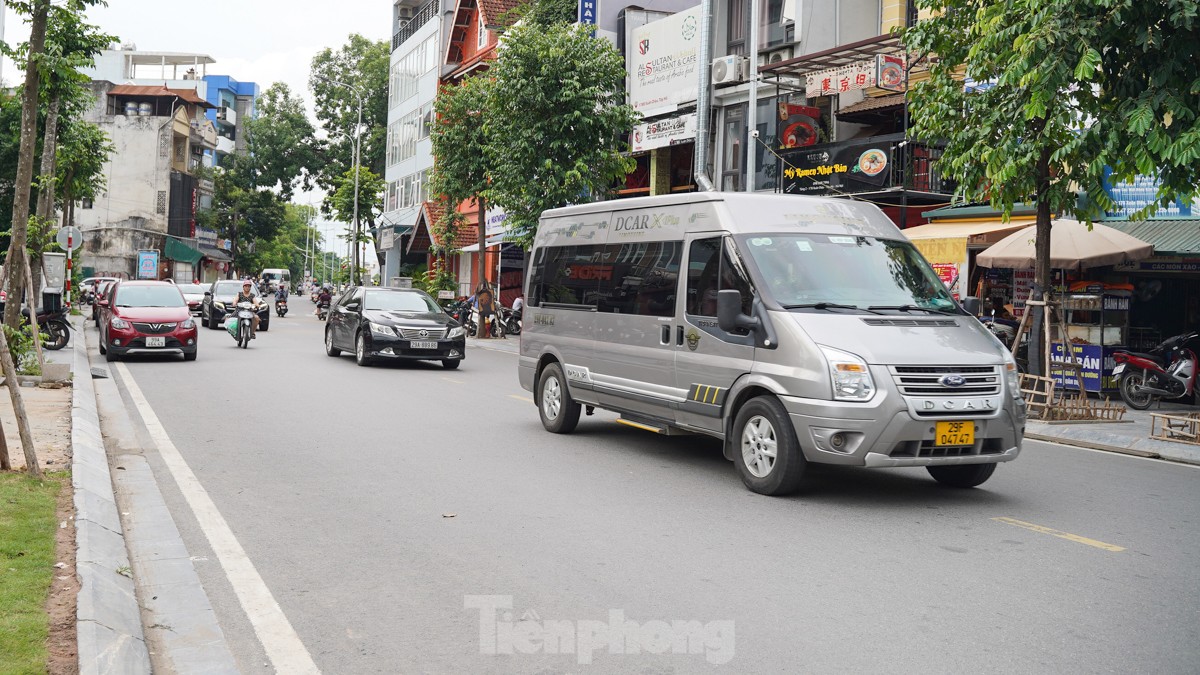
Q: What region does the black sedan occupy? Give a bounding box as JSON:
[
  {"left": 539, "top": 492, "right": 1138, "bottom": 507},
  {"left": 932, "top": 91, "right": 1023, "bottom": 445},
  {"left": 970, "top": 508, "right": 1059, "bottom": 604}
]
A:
[
  {"left": 201, "top": 280, "right": 270, "bottom": 331},
  {"left": 324, "top": 287, "right": 466, "bottom": 368}
]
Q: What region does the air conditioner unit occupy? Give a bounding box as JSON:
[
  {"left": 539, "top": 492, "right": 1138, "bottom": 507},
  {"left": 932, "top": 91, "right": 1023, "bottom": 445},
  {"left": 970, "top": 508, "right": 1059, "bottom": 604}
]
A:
[
  {"left": 758, "top": 46, "right": 795, "bottom": 67},
  {"left": 217, "top": 108, "right": 228, "bottom": 121},
  {"left": 712, "top": 56, "right": 746, "bottom": 86}
]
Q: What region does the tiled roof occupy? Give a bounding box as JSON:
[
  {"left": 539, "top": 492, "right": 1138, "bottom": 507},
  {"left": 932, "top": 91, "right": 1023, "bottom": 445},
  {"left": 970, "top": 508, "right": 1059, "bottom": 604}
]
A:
[{"left": 479, "top": 0, "right": 523, "bottom": 26}]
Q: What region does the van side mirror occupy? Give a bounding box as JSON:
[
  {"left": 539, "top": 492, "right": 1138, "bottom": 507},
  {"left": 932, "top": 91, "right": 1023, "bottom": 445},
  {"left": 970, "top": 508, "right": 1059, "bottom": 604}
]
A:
[
  {"left": 961, "top": 296, "right": 981, "bottom": 316},
  {"left": 717, "top": 290, "right": 759, "bottom": 333}
]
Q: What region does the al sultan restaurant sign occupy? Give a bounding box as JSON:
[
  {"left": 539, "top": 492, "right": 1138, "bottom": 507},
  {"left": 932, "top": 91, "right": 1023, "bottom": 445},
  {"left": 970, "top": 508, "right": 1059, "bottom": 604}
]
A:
[{"left": 780, "top": 140, "right": 893, "bottom": 196}]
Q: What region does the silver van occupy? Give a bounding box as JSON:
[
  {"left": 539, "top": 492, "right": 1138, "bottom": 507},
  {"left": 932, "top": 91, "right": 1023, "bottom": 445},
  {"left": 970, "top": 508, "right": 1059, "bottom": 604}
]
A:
[{"left": 518, "top": 193, "right": 1026, "bottom": 495}]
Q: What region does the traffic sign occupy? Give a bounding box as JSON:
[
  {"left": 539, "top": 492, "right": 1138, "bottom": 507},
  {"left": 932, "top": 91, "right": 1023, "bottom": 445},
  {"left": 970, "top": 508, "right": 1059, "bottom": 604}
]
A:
[{"left": 56, "top": 226, "right": 82, "bottom": 251}]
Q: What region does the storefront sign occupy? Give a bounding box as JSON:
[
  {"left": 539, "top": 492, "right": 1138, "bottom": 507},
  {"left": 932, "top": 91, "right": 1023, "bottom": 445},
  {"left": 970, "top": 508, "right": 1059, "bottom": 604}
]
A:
[
  {"left": 777, "top": 103, "right": 822, "bottom": 149},
  {"left": 781, "top": 139, "right": 892, "bottom": 196},
  {"left": 196, "top": 228, "right": 218, "bottom": 248},
  {"left": 876, "top": 55, "right": 906, "bottom": 92},
  {"left": 1113, "top": 257, "right": 1200, "bottom": 273},
  {"left": 1050, "top": 342, "right": 1117, "bottom": 392},
  {"left": 484, "top": 207, "right": 509, "bottom": 239},
  {"left": 380, "top": 228, "right": 395, "bottom": 249},
  {"left": 631, "top": 113, "right": 697, "bottom": 152},
  {"left": 1012, "top": 269, "right": 1035, "bottom": 316},
  {"left": 805, "top": 60, "right": 876, "bottom": 97},
  {"left": 1102, "top": 168, "right": 1195, "bottom": 218},
  {"left": 628, "top": 6, "right": 701, "bottom": 116},
  {"left": 577, "top": 0, "right": 597, "bottom": 27},
  {"left": 137, "top": 250, "right": 159, "bottom": 279}
]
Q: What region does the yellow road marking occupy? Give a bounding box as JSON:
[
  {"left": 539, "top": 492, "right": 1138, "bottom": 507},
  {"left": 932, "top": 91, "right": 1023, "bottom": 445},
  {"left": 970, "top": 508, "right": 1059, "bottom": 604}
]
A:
[
  {"left": 992, "top": 517, "right": 1126, "bottom": 552},
  {"left": 508, "top": 394, "right": 534, "bottom": 403}
]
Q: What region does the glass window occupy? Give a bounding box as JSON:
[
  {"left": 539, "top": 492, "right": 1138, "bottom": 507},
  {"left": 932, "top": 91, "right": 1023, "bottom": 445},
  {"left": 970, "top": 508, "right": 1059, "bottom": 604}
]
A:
[
  {"left": 596, "top": 241, "right": 682, "bottom": 316},
  {"left": 721, "top": 105, "right": 746, "bottom": 191},
  {"left": 364, "top": 290, "right": 440, "bottom": 312},
  {"left": 740, "top": 235, "right": 959, "bottom": 311},
  {"left": 529, "top": 245, "right": 603, "bottom": 308},
  {"left": 114, "top": 285, "right": 186, "bottom": 308},
  {"left": 478, "top": 13, "right": 488, "bottom": 49},
  {"left": 686, "top": 238, "right": 753, "bottom": 322},
  {"left": 727, "top": 0, "right": 746, "bottom": 55}
]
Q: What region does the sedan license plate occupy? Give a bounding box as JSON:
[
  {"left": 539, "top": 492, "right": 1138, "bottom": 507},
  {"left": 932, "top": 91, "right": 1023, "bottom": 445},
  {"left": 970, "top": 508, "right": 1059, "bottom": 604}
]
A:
[
  {"left": 934, "top": 421, "right": 975, "bottom": 447},
  {"left": 410, "top": 340, "right": 437, "bottom": 350},
  {"left": 145, "top": 336, "right": 165, "bottom": 348}
]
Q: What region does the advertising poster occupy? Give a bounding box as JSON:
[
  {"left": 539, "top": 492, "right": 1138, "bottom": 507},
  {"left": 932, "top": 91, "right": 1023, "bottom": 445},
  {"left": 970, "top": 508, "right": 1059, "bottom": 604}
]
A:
[
  {"left": 777, "top": 103, "right": 822, "bottom": 149},
  {"left": 631, "top": 113, "right": 697, "bottom": 152},
  {"left": 781, "top": 140, "right": 892, "bottom": 195},
  {"left": 1050, "top": 342, "right": 1117, "bottom": 392},
  {"left": 876, "top": 55, "right": 906, "bottom": 92},
  {"left": 136, "top": 250, "right": 159, "bottom": 280},
  {"left": 628, "top": 7, "right": 701, "bottom": 116}
]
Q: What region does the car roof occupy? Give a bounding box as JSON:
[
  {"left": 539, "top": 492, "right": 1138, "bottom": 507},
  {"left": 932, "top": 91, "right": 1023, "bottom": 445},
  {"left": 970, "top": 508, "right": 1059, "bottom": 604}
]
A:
[{"left": 115, "top": 280, "right": 175, "bottom": 287}]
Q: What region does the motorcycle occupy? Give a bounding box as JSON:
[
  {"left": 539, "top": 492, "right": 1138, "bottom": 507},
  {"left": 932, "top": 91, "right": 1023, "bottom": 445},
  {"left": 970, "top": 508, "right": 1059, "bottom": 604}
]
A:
[
  {"left": 979, "top": 312, "right": 1026, "bottom": 371},
  {"left": 500, "top": 306, "right": 522, "bottom": 336},
  {"left": 20, "top": 306, "right": 71, "bottom": 350},
  {"left": 225, "top": 301, "right": 257, "bottom": 349},
  {"left": 1113, "top": 332, "right": 1198, "bottom": 410},
  {"left": 446, "top": 300, "right": 475, "bottom": 336},
  {"left": 315, "top": 301, "right": 330, "bottom": 321},
  {"left": 275, "top": 298, "right": 288, "bottom": 317}
]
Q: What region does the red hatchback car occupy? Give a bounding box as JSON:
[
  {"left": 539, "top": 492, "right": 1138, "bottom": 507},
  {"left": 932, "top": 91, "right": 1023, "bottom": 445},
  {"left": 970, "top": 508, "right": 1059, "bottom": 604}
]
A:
[{"left": 98, "top": 280, "right": 198, "bottom": 362}]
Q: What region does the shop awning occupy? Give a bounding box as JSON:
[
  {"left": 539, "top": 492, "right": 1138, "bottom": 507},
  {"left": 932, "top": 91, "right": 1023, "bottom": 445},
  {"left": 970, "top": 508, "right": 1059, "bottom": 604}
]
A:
[
  {"left": 198, "top": 244, "right": 232, "bottom": 262},
  {"left": 165, "top": 238, "right": 203, "bottom": 265},
  {"left": 837, "top": 93, "right": 906, "bottom": 123},
  {"left": 1100, "top": 220, "right": 1200, "bottom": 256},
  {"left": 901, "top": 220, "right": 1031, "bottom": 246},
  {"left": 460, "top": 236, "right": 505, "bottom": 253}
]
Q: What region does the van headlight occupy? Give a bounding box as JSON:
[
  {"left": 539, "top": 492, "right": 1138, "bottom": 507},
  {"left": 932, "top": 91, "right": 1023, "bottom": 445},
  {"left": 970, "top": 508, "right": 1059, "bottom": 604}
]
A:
[
  {"left": 1004, "top": 360, "right": 1021, "bottom": 398},
  {"left": 819, "top": 346, "right": 875, "bottom": 401}
]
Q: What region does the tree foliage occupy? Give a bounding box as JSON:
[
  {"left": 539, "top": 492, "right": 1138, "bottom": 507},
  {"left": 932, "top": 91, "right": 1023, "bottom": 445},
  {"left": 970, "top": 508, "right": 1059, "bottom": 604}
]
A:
[
  {"left": 483, "top": 23, "right": 639, "bottom": 246},
  {"left": 905, "top": 0, "right": 1200, "bottom": 372},
  {"left": 245, "top": 83, "right": 318, "bottom": 201},
  {"left": 428, "top": 75, "right": 491, "bottom": 252},
  {"left": 195, "top": 155, "right": 287, "bottom": 274},
  {"left": 309, "top": 35, "right": 389, "bottom": 190},
  {"left": 328, "top": 166, "right": 386, "bottom": 229}
]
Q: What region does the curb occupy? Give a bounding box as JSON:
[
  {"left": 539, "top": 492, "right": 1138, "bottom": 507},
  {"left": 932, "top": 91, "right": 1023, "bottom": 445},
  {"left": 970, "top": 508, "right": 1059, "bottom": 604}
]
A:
[
  {"left": 1025, "top": 432, "right": 1161, "bottom": 459},
  {"left": 70, "top": 316, "right": 152, "bottom": 674}
]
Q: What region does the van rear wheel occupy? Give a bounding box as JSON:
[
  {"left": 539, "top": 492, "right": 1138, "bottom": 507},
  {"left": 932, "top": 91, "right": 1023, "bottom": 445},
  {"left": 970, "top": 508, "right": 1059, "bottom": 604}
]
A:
[
  {"left": 538, "top": 362, "right": 581, "bottom": 434},
  {"left": 733, "top": 396, "right": 806, "bottom": 496},
  {"left": 927, "top": 463, "right": 996, "bottom": 488}
]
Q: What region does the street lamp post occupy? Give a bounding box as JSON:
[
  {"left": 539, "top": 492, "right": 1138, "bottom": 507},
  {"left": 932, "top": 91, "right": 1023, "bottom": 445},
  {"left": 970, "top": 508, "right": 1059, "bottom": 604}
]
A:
[{"left": 316, "top": 75, "right": 365, "bottom": 286}]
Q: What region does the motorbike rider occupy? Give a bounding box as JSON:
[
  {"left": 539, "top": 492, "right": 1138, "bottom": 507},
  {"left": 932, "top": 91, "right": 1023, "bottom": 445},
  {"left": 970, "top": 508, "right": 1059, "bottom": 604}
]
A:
[
  {"left": 236, "top": 280, "right": 264, "bottom": 339},
  {"left": 316, "top": 285, "right": 332, "bottom": 316},
  {"left": 275, "top": 283, "right": 289, "bottom": 302}
]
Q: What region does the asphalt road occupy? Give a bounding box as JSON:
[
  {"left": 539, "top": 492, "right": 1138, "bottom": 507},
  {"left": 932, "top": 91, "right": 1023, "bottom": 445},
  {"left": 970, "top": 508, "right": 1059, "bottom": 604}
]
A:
[{"left": 98, "top": 297, "right": 1200, "bottom": 674}]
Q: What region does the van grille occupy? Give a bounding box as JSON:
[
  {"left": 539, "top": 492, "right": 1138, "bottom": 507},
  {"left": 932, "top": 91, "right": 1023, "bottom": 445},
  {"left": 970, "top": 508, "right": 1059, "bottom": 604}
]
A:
[
  {"left": 889, "top": 365, "right": 1001, "bottom": 396},
  {"left": 862, "top": 318, "right": 959, "bottom": 327}
]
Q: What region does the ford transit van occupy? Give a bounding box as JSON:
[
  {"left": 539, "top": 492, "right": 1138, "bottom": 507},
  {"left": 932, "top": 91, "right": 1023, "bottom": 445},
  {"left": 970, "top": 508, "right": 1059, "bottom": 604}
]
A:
[{"left": 518, "top": 193, "right": 1026, "bottom": 495}]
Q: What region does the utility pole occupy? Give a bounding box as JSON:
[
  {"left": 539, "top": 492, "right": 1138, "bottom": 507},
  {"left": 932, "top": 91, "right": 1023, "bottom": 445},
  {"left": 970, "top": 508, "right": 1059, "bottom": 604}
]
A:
[{"left": 315, "top": 75, "right": 365, "bottom": 286}]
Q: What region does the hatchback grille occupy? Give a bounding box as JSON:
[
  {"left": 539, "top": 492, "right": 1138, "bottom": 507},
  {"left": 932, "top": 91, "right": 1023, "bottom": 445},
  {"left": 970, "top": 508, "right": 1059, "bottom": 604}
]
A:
[
  {"left": 132, "top": 322, "right": 177, "bottom": 334},
  {"left": 890, "top": 365, "right": 1001, "bottom": 396},
  {"left": 396, "top": 327, "right": 445, "bottom": 340}
]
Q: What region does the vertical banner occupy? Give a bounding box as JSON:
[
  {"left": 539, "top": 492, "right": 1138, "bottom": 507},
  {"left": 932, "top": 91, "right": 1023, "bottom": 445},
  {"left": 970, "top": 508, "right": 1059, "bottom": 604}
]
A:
[
  {"left": 137, "top": 250, "right": 160, "bottom": 280},
  {"left": 578, "top": 0, "right": 597, "bottom": 30}
]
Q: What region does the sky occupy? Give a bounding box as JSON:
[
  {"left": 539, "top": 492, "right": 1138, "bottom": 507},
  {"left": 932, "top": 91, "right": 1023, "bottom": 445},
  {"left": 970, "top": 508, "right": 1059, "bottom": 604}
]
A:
[{"left": 1, "top": 0, "right": 392, "bottom": 257}]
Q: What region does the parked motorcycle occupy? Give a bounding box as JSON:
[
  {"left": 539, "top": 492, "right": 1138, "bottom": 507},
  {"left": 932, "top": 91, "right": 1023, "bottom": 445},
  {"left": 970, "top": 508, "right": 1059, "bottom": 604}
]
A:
[
  {"left": 275, "top": 298, "right": 288, "bottom": 317},
  {"left": 446, "top": 300, "right": 475, "bottom": 336},
  {"left": 20, "top": 306, "right": 71, "bottom": 350},
  {"left": 500, "top": 306, "right": 522, "bottom": 336},
  {"left": 979, "top": 312, "right": 1027, "bottom": 372},
  {"left": 1113, "top": 332, "right": 1198, "bottom": 409},
  {"left": 225, "top": 301, "right": 257, "bottom": 348}
]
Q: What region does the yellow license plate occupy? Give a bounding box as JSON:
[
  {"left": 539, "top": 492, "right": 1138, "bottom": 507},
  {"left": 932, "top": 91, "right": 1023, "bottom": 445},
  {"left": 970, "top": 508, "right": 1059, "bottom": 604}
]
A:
[{"left": 934, "top": 421, "right": 975, "bottom": 447}]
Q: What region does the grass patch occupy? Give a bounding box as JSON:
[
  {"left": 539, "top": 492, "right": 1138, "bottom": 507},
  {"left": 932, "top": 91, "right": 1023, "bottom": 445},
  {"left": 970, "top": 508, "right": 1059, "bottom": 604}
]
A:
[{"left": 0, "top": 472, "right": 67, "bottom": 675}]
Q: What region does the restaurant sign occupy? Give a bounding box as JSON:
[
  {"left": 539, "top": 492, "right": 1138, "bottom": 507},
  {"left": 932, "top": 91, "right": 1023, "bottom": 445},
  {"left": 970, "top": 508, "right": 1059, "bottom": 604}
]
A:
[
  {"left": 806, "top": 60, "right": 876, "bottom": 97},
  {"left": 781, "top": 139, "right": 893, "bottom": 196},
  {"left": 631, "top": 113, "right": 697, "bottom": 152}
]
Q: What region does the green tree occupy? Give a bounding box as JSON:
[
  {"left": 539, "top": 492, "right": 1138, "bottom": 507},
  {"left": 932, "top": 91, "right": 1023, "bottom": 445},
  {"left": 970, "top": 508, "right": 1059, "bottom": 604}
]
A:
[
  {"left": 329, "top": 166, "right": 386, "bottom": 228},
  {"left": 253, "top": 204, "right": 321, "bottom": 281},
  {"left": 429, "top": 75, "right": 491, "bottom": 284},
  {"left": 499, "top": 0, "right": 578, "bottom": 27},
  {"left": 245, "top": 83, "right": 318, "bottom": 200},
  {"left": 904, "top": 0, "right": 1200, "bottom": 374},
  {"left": 309, "top": 35, "right": 389, "bottom": 186},
  {"left": 484, "top": 22, "right": 639, "bottom": 247},
  {"left": 195, "top": 156, "right": 288, "bottom": 275}
]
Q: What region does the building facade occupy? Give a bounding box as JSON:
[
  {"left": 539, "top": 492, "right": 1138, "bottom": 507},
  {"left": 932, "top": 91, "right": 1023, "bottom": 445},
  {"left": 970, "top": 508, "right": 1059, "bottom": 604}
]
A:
[{"left": 202, "top": 75, "right": 259, "bottom": 166}]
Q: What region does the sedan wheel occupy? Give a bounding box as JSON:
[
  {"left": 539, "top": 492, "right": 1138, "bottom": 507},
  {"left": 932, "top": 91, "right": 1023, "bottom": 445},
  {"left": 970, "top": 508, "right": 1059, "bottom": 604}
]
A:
[
  {"left": 355, "top": 332, "right": 371, "bottom": 367},
  {"left": 325, "top": 328, "right": 341, "bottom": 357}
]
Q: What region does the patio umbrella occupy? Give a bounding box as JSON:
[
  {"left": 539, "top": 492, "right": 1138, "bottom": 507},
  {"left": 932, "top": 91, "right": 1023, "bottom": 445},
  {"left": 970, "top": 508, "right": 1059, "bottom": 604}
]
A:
[{"left": 974, "top": 218, "right": 1155, "bottom": 270}]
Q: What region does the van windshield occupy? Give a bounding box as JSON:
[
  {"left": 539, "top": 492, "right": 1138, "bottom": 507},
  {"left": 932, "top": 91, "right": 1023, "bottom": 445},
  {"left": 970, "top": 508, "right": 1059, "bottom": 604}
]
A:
[{"left": 740, "top": 234, "right": 961, "bottom": 313}]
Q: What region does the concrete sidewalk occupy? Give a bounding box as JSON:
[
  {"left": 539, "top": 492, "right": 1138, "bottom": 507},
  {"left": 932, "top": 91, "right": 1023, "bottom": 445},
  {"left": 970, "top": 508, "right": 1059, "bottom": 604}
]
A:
[
  {"left": 1026, "top": 400, "right": 1200, "bottom": 465},
  {"left": 467, "top": 334, "right": 519, "bottom": 354}
]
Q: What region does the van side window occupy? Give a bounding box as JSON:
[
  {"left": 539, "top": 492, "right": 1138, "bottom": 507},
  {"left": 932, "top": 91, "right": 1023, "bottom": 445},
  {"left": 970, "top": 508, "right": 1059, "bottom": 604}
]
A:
[
  {"left": 529, "top": 245, "right": 602, "bottom": 309},
  {"left": 686, "top": 237, "right": 754, "bottom": 323},
  {"left": 597, "top": 241, "right": 682, "bottom": 317}
]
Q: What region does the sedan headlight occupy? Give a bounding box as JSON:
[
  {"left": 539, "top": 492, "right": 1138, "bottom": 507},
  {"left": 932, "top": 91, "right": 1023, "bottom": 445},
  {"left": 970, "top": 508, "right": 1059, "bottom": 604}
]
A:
[
  {"left": 110, "top": 317, "right": 129, "bottom": 330},
  {"left": 181, "top": 318, "right": 196, "bottom": 330},
  {"left": 1004, "top": 360, "right": 1021, "bottom": 398},
  {"left": 447, "top": 326, "right": 465, "bottom": 339},
  {"left": 369, "top": 323, "right": 395, "bottom": 337},
  {"left": 819, "top": 345, "right": 875, "bottom": 401}
]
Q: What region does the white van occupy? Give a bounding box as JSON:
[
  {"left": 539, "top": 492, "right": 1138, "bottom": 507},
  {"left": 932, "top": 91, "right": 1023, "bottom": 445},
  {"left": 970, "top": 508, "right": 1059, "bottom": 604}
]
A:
[
  {"left": 518, "top": 193, "right": 1026, "bottom": 495},
  {"left": 260, "top": 268, "right": 291, "bottom": 293}
]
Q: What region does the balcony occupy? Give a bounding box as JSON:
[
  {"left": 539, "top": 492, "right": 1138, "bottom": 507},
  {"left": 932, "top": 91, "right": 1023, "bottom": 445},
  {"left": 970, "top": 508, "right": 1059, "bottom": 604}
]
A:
[
  {"left": 393, "top": 0, "right": 439, "bottom": 51},
  {"left": 778, "top": 133, "right": 953, "bottom": 203},
  {"left": 215, "top": 136, "right": 236, "bottom": 155},
  {"left": 216, "top": 106, "right": 238, "bottom": 126}
]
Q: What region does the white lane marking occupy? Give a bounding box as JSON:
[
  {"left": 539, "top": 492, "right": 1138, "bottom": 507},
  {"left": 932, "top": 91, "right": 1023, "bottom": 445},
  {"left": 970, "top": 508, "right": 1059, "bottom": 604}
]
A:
[{"left": 115, "top": 362, "right": 320, "bottom": 674}]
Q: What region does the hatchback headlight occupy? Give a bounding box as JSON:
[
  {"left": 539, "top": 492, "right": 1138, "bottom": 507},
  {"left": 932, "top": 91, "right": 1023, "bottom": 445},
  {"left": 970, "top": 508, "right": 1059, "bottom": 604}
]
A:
[
  {"left": 110, "top": 317, "right": 129, "bottom": 330},
  {"left": 447, "top": 326, "right": 465, "bottom": 339},
  {"left": 181, "top": 318, "right": 195, "bottom": 330},
  {"left": 819, "top": 345, "right": 875, "bottom": 401},
  {"left": 369, "top": 323, "right": 395, "bottom": 336}
]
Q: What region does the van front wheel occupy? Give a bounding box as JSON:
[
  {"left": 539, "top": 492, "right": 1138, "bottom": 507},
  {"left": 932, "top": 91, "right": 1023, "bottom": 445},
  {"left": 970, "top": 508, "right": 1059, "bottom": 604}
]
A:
[
  {"left": 733, "top": 396, "right": 806, "bottom": 495},
  {"left": 538, "top": 362, "right": 581, "bottom": 434}
]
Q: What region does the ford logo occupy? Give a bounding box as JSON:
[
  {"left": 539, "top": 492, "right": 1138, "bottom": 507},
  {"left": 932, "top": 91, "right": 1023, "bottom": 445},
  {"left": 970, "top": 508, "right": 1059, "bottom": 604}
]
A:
[{"left": 940, "top": 374, "right": 967, "bottom": 388}]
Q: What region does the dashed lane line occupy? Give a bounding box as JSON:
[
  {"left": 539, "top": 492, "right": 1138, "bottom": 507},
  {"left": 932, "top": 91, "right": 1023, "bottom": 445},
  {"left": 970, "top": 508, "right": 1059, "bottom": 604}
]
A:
[
  {"left": 115, "top": 362, "right": 321, "bottom": 674},
  {"left": 992, "top": 516, "right": 1126, "bottom": 552}
]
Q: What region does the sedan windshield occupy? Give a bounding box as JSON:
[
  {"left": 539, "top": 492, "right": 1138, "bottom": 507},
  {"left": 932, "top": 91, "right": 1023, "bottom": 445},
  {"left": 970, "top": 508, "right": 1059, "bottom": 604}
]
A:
[
  {"left": 214, "top": 282, "right": 257, "bottom": 298},
  {"left": 179, "top": 284, "right": 206, "bottom": 295},
  {"left": 741, "top": 234, "right": 960, "bottom": 312},
  {"left": 364, "top": 290, "right": 440, "bottom": 312},
  {"left": 115, "top": 285, "right": 186, "bottom": 308}
]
